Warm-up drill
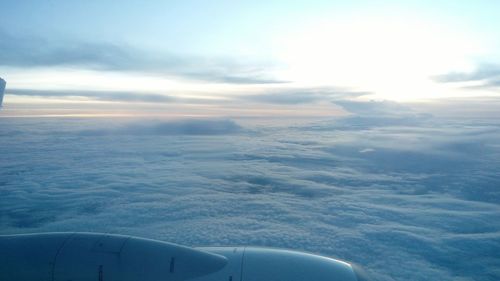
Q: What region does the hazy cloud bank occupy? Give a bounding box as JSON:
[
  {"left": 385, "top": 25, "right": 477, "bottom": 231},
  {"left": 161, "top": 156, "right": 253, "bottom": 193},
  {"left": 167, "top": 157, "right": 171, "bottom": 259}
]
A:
[
  {"left": 5, "top": 87, "right": 369, "bottom": 108},
  {"left": 0, "top": 30, "right": 284, "bottom": 85}
]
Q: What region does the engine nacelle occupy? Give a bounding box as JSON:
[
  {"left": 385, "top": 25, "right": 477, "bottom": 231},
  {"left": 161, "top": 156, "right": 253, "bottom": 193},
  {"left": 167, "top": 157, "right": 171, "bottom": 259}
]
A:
[{"left": 0, "top": 233, "right": 371, "bottom": 281}]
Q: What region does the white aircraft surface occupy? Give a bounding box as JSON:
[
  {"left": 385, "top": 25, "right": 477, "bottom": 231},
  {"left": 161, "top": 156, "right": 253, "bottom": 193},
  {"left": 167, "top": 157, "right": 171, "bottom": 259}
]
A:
[
  {"left": 0, "top": 232, "right": 371, "bottom": 281},
  {"left": 0, "top": 77, "right": 5, "bottom": 107}
]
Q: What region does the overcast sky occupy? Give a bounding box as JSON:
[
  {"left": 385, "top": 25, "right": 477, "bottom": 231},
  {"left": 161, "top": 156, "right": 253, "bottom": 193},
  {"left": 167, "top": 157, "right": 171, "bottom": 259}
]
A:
[{"left": 1, "top": 1, "right": 500, "bottom": 116}]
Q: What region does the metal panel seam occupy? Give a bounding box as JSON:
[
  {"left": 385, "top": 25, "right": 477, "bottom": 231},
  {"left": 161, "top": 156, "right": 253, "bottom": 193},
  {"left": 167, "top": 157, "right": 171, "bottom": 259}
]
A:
[
  {"left": 118, "top": 236, "right": 131, "bottom": 255},
  {"left": 239, "top": 247, "right": 247, "bottom": 281},
  {"left": 51, "top": 233, "right": 76, "bottom": 281}
]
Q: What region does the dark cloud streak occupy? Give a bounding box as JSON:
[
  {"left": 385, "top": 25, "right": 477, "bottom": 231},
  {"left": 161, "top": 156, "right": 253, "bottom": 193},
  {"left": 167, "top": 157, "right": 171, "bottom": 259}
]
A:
[
  {"left": 7, "top": 89, "right": 175, "bottom": 103},
  {"left": 240, "top": 88, "right": 369, "bottom": 105},
  {"left": 433, "top": 64, "right": 500, "bottom": 83},
  {"left": 433, "top": 63, "right": 500, "bottom": 91}
]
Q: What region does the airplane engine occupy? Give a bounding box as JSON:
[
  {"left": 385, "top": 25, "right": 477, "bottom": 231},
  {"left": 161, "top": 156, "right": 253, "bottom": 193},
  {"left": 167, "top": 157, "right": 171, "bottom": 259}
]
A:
[
  {"left": 195, "top": 246, "right": 371, "bottom": 281},
  {"left": 0, "top": 233, "right": 371, "bottom": 281}
]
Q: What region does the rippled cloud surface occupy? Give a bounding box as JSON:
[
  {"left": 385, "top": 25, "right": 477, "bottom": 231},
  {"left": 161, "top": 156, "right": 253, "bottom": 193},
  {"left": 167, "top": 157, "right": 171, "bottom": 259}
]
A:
[{"left": 1, "top": 116, "right": 499, "bottom": 281}]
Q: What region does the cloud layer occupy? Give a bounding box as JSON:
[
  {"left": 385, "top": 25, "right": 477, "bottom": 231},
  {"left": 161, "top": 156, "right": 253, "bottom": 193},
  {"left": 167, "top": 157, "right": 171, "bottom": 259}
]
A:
[
  {"left": 0, "top": 113, "right": 499, "bottom": 281},
  {"left": 7, "top": 87, "right": 365, "bottom": 104}
]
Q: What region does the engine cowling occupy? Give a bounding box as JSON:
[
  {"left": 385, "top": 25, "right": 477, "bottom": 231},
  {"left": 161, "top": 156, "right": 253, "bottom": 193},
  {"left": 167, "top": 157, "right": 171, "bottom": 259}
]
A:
[{"left": 0, "top": 233, "right": 371, "bottom": 281}]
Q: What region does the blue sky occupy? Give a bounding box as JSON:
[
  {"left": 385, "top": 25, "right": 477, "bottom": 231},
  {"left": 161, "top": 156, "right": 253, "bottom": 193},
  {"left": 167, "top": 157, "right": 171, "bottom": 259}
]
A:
[
  {"left": 3, "top": 1, "right": 499, "bottom": 54},
  {"left": 1, "top": 1, "right": 500, "bottom": 117}
]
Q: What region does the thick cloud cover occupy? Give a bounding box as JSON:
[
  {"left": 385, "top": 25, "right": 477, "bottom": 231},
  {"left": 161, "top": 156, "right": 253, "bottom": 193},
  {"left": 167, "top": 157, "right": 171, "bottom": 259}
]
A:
[{"left": 0, "top": 114, "right": 499, "bottom": 281}]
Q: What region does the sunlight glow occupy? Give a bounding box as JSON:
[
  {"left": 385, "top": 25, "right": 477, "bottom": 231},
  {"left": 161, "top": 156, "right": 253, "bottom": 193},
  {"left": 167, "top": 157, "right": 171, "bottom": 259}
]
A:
[{"left": 276, "top": 17, "right": 483, "bottom": 100}]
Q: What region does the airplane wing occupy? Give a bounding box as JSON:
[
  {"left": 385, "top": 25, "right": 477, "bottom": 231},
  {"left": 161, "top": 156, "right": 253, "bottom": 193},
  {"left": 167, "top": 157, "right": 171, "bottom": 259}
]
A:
[{"left": 0, "top": 77, "right": 5, "bottom": 107}]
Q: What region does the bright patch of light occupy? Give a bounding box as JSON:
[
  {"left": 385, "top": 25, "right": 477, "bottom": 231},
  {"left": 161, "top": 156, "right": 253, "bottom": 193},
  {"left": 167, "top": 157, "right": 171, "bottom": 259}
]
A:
[
  {"left": 2, "top": 67, "right": 261, "bottom": 100},
  {"left": 276, "top": 17, "right": 484, "bottom": 100}
]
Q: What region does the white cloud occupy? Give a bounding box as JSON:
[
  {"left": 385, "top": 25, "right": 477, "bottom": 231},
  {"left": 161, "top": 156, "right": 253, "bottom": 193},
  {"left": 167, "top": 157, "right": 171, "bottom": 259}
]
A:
[{"left": 0, "top": 112, "right": 499, "bottom": 281}]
